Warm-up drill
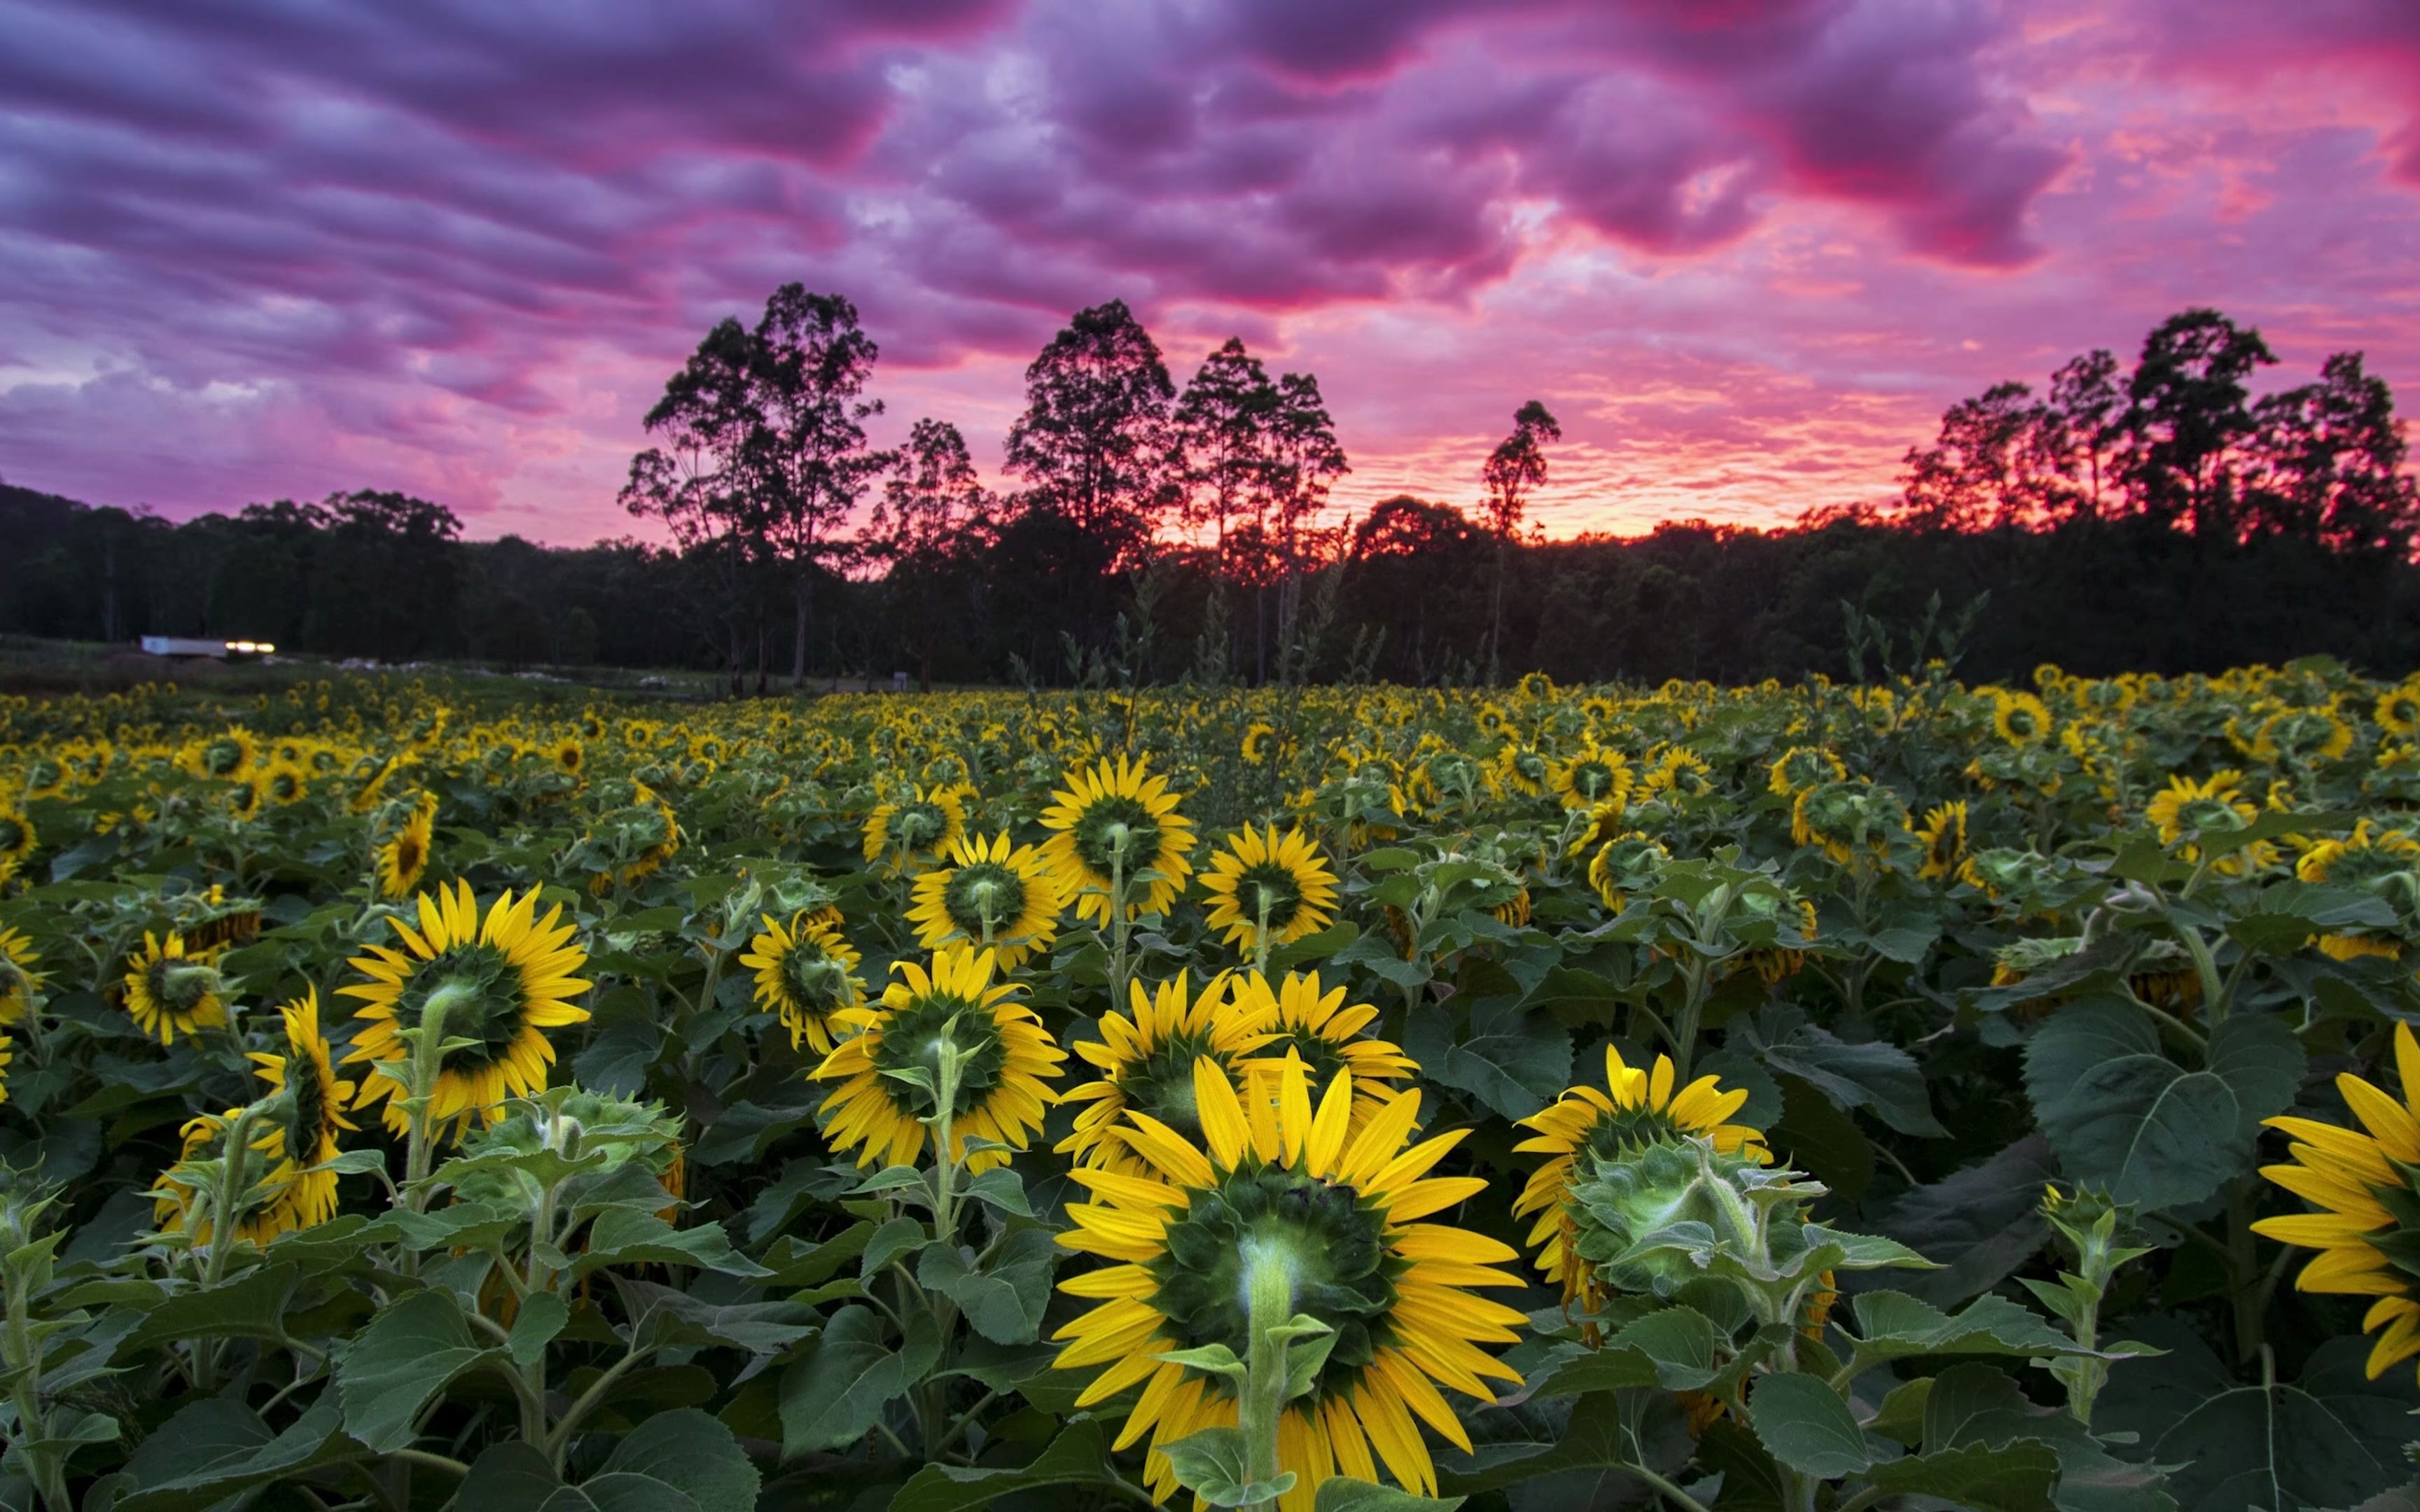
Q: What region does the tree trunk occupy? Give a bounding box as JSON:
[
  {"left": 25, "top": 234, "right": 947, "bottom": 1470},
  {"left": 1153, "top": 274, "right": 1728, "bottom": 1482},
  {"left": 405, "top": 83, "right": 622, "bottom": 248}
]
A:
[{"left": 791, "top": 570, "right": 812, "bottom": 691}]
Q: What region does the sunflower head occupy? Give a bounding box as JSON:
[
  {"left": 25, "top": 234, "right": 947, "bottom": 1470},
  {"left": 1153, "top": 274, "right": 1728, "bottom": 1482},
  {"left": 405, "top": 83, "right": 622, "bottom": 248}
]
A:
[
  {"left": 1230, "top": 969, "right": 1413, "bottom": 1126},
  {"left": 1053, "top": 1058, "right": 1524, "bottom": 1509},
  {"left": 1994, "top": 690, "right": 2052, "bottom": 746},
  {"left": 1767, "top": 746, "right": 1845, "bottom": 798},
  {"left": 1200, "top": 825, "right": 1340, "bottom": 954},
  {"left": 153, "top": 1105, "right": 290, "bottom": 1246},
  {"left": 812, "top": 945, "right": 1064, "bottom": 1174},
  {"left": 739, "top": 911, "right": 865, "bottom": 1056},
  {"left": 2256, "top": 1023, "right": 2420, "bottom": 1382},
  {"left": 1552, "top": 746, "right": 1633, "bottom": 811},
  {"left": 1061, "top": 970, "right": 1270, "bottom": 1168},
  {"left": 448, "top": 1083, "right": 684, "bottom": 1219},
  {"left": 377, "top": 792, "right": 440, "bottom": 899},
  {"left": 0, "top": 805, "right": 34, "bottom": 876},
  {"left": 0, "top": 925, "right": 43, "bottom": 1027},
  {"left": 1913, "top": 800, "right": 1970, "bottom": 882},
  {"left": 1586, "top": 833, "right": 1669, "bottom": 912},
  {"left": 244, "top": 989, "right": 359, "bottom": 1233},
  {"left": 908, "top": 830, "right": 1067, "bottom": 969},
  {"left": 2377, "top": 686, "right": 2420, "bottom": 741},
  {"left": 2299, "top": 822, "right": 2420, "bottom": 956},
  {"left": 1512, "top": 1046, "right": 1767, "bottom": 1312},
  {"left": 123, "top": 930, "right": 230, "bottom": 1046},
  {"left": 340, "top": 882, "right": 592, "bottom": 1140},
  {"left": 1790, "top": 778, "right": 1911, "bottom": 866},
  {"left": 863, "top": 783, "right": 971, "bottom": 876},
  {"left": 2147, "top": 769, "right": 2272, "bottom": 873},
  {"left": 1040, "top": 755, "right": 1197, "bottom": 923}
]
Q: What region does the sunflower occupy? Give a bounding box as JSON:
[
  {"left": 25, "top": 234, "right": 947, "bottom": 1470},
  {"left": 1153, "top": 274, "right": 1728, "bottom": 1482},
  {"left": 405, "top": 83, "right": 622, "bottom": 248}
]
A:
[
  {"left": 2297, "top": 822, "right": 2420, "bottom": 961},
  {"left": 224, "top": 774, "right": 267, "bottom": 822},
  {"left": 376, "top": 792, "right": 439, "bottom": 899},
  {"left": 1791, "top": 778, "right": 1911, "bottom": 866},
  {"left": 1199, "top": 825, "right": 1341, "bottom": 956},
  {"left": 908, "top": 830, "right": 1069, "bottom": 969},
  {"left": 183, "top": 726, "right": 261, "bottom": 781},
  {"left": 1993, "top": 690, "right": 2052, "bottom": 746},
  {"left": 2255, "top": 1023, "right": 2420, "bottom": 1382},
  {"left": 340, "top": 881, "right": 592, "bottom": 1139},
  {"left": 1052, "top": 1058, "right": 1525, "bottom": 1511},
  {"left": 153, "top": 1107, "right": 288, "bottom": 1246},
  {"left": 0, "top": 804, "right": 36, "bottom": 883},
  {"left": 1242, "top": 723, "right": 1279, "bottom": 764},
  {"left": 1767, "top": 746, "right": 1844, "bottom": 799},
  {"left": 1550, "top": 744, "right": 1633, "bottom": 812},
  {"left": 863, "top": 783, "right": 973, "bottom": 877},
  {"left": 738, "top": 910, "right": 866, "bottom": 1056},
  {"left": 0, "top": 1030, "right": 10, "bottom": 1104},
  {"left": 123, "top": 931, "right": 230, "bottom": 1045},
  {"left": 0, "top": 925, "right": 41, "bottom": 1026},
  {"left": 1512, "top": 1046, "right": 1768, "bottom": 1312},
  {"left": 1040, "top": 755, "right": 1197, "bottom": 924},
  {"left": 1494, "top": 745, "right": 1554, "bottom": 799},
  {"left": 2146, "top": 769, "right": 2272, "bottom": 874},
  {"left": 1912, "top": 800, "right": 1970, "bottom": 882},
  {"left": 259, "top": 759, "right": 310, "bottom": 806},
  {"left": 245, "top": 989, "right": 359, "bottom": 1233},
  {"left": 1587, "top": 834, "right": 1669, "bottom": 913},
  {"left": 812, "top": 945, "right": 1064, "bottom": 1175},
  {"left": 1060, "top": 971, "right": 1272, "bottom": 1170},
  {"left": 2377, "top": 685, "right": 2420, "bottom": 741},
  {"left": 1231, "top": 969, "right": 1414, "bottom": 1128},
  {"left": 551, "top": 737, "right": 585, "bottom": 776}
]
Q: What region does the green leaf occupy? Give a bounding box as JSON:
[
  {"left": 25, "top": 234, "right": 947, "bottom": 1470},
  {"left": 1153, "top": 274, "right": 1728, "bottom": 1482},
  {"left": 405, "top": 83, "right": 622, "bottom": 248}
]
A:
[
  {"left": 2200, "top": 1011, "right": 2306, "bottom": 1140},
  {"left": 456, "top": 1442, "right": 570, "bottom": 1511},
  {"left": 538, "top": 1472, "right": 707, "bottom": 1512},
  {"left": 861, "top": 1214, "right": 930, "bottom": 1278},
  {"left": 1767, "top": 1074, "right": 1875, "bottom": 1201},
  {"left": 1746, "top": 1373, "right": 1872, "bottom": 1478},
  {"left": 2100, "top": 1324, "right": 2414, "bottom": 1512},
  {"left": 117, "top": 1264, "right": 301, "bottom": 1355},
  {"left": 2024, "top": 1000, "right": 2258, "bottom": 1210},
  {"left": 915, "top": 1228, "right": 1056, "bottom": 1345},
  {"left": 1431, "top": 1019, "right": 1573, "bottom": 1121},
  {"left": 569, "top": 1209, "right": 770, "bottom": 1280},
  {"left": 599, "top": 1408, "right": 760, "bottom": 1512},
  {"left": 1160, "top": 1427, "right": 1294, "bottom": 1508},
  {"left": 111, "top": 1399, "right": 347, "bottom": 1512},
  {"left": 1862, "top": 1439, "right": 2061, "bottom": 1512},
  {"left": 959, "top": 1166, "right": 1034, "bottom": 1217},
  {"left": 508, "top": 1292, "right": 571, "bottom": 1368},
  {"left": 1847, "top": 1291, "right": 2113, "bottom": 1366},
  {"left": 1924, "top": 1362, "right": 2175, "bottom": 1512},
  {"left": 336, "top": 1289, "right": 503, "bottom": 1454},
  {"left": 778, "top": 1303, "right": 939, "bottom": 1455},
  {"left": 886, "top": 1420, "right": 1129, "bottom": 1512},
  {"left": 1695, "top": 1419, "right": 1789, "bottom": 1512},
  {"left": 611, "top": 1276, "right": 817, "bottom": 1379},
  {"left": 1741, "top": 1008, "right": 1947, "bottom": 1138},
  {"left": 1873, "top": 1132, "right": 2059, "bottom": 1306},
  {"left": 1312, "top": 1477, "right": 1467, "bottom": 1511},
  {"left": 1534, "top": 1306, "right": 1725, "bottom": 1396}
]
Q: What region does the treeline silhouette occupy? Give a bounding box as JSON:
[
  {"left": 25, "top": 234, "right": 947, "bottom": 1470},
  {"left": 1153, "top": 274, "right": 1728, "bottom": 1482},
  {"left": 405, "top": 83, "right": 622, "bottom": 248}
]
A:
[{"left": 4, "top": 301, "right": 2415, "bottom": 688}]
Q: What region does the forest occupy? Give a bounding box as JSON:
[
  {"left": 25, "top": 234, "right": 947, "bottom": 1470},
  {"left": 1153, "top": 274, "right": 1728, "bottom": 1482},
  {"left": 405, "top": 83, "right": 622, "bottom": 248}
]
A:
[{"left": 3, "top": 300, "right": 2414, "bottom": 689}]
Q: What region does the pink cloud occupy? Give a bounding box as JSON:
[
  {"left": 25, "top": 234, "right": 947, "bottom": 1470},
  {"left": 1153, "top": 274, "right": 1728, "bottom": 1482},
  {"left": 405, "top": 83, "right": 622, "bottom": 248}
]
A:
[{"left": 0, "top": 0, "right": 2412, "bottom": 547}]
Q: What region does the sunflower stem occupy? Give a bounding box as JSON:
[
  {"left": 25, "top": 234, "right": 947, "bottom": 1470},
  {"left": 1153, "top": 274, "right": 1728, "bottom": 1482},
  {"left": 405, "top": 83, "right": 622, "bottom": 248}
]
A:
[
  {"left": 1239, "top": 1246, "right": 1295, "bottom": 1509},
  {"left": 1107, "top": 833, "right": 1134, "bottom": 1011},
  {"left": 1251, "top": 889, "right": 1274, "bottom": 979}
]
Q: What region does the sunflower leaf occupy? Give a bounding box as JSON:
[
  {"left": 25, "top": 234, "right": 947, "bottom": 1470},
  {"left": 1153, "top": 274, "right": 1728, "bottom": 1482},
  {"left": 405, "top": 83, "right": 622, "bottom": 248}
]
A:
[
  {"left": 1746, "top": 1372, "right": 1874, "bottom": 1478},
  {"left": 1158, "top": 1427, "right": 1294, "bottom": 1508}
]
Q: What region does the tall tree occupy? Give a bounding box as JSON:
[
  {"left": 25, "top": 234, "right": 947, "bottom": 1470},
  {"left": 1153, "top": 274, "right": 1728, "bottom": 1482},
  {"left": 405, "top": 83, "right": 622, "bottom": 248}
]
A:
[
  {"left": 749, "top": 286, "right": 888, "bottom": 690},
  {"left": 2118, "top": 309, "right": 2276, "bottom": 540},
  {"left": 2245, "top": 351, "right": 2420, "bottom": 553},
  {"left": 621, "top": 316, "right": 766, "bottom": 686},
  {"left": 1261, "top": 370, "right": 1351, "bottom": 682},
  {"left": 1172, "top": 337, "right": 1277, "bottom": 561},
  {"left": 1897, "top": 382, "right": 2069, "bottom": 530},
  {"left": 2047, "top": 349, "right": 2123, "bottom": 521},
  {"left": 1003, "top": 299, "right": 1178, "bottom": 565},
  {"left": 1480, "top": 400, "right": 1561, "bottom": 681},
  {"left": 872, "top": 418, "right": 990, "bottom": 561}
]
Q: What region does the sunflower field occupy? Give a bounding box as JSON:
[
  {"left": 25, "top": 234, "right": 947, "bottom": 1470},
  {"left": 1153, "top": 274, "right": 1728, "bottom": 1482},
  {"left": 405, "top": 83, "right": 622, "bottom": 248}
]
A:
[{"left": 6, "top": 659, "right": 2420, "bottom": 1512}]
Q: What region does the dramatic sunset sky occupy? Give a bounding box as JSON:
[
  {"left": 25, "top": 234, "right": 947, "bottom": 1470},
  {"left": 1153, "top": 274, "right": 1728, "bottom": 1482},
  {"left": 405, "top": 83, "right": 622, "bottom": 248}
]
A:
[{"left": 2, "top": 0, "right": 2415, "bottom": 545}]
